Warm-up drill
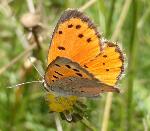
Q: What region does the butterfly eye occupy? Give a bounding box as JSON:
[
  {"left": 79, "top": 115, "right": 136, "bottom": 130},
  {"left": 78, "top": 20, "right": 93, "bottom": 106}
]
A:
[{"left": 101, "top": 89, "right": 104, "bottom": 92}]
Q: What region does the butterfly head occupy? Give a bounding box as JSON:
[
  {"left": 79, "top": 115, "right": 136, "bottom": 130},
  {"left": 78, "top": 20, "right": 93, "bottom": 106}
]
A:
[{"left": 41, "top": 78, "right": 50, "bottom": 92}]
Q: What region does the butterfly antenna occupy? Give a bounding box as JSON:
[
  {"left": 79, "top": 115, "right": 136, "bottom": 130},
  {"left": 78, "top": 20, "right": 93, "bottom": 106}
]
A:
[
  {"left": 28, "top": 57, "right": 44, "bottom": 78},
  {"left": 7, "top": 80, "right": 43, "bottom": 88}
]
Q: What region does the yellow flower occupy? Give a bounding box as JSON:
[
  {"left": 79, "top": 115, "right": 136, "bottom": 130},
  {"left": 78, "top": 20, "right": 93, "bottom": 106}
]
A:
[{"left": 46, "top": 93, "right": 77, "bottom": 112}]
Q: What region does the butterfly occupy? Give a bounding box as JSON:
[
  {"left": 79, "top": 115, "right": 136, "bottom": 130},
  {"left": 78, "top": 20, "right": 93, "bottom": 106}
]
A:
[
  {"left": 43, "top": 9, "right": 125, "bottom": 120},
  {"left": 10, "top": 9, "right": 125, "bottom": 122},
  {"left": 44, "top": 9, "right": 124, "bottom": 96}
]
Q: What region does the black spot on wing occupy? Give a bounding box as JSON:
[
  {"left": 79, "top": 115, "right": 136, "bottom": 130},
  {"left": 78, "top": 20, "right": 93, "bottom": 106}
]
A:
[
  {"left": 84, "top": 65, "right": 88, "bottom": 68},
  {"left": 73, "top": 69, "right": 79, "bottom": 72},
  {"left": 87, "top": 38, "right": 91, "bottom": 43},
  {"left": 103, "top": 55, "right": 107, "bottom": 58},
  {"left": 68, "top": 24, "right": 73, "bottom": 28},
  {"left": 65, "top": 64, "right": 71, "bottom": 68},
  {"left": 76, "top": 25, "right": 81, "bottom": 29},
  {"left": 106, "top": 69, "right": 109, "bottom": 71},
  {"left": 76, "top": 73, "right": 83, "bottom": 77},
  {"left": 58, "top": 46, "right": 65, "bottom": 50},
  {"left": 55, "top": 64, "right": 61, "bottom": 67},
  {"left": 53, "top": 75, "right": 58, "bottom": 79},
  {"left": 78, "top": 34, "right": 84, "bottom": 38},
  {"left": 55, "top": 71, "right": 63, "bottom": 76},
  {"left": 58, "top": 31, "right": 62, "bottom": 34}
]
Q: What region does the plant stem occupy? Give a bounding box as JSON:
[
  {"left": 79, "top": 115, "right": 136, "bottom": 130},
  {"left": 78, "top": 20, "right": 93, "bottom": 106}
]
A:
[
  {"left": 106, "top": 0, "right": 115, "bottom": 37},
  {"left": 111, "top": 0, "right": 132, "bottom": 41},
  {"left": 54, "top": 113, "right": 63, "bottom": 131},
  {"left": 127, "top": 0, "right": 137, "bottom": 130},
  {"left": 81, "top": 117, "right": 97, "bottom": 131},
  {"left": 100, "top": 1, "right": 115, "bottom": 130}
]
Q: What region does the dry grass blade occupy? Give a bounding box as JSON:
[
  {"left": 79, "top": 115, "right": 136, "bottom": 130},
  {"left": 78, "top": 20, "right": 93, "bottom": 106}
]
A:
[
  {"left": 0, "top": 2, "right": 30, "bottom": 48},
  {"left": 79, "top": 0, "right": 97, "bottom": 11},
  {"left": 26, "top": 0, "right": 35, "bottom": 13},
  {"left": 111, "top": 0, "right": 132, "bottom": 41},
  {"left": 0, "top": 44, "right": 36, "bottom": 75}
]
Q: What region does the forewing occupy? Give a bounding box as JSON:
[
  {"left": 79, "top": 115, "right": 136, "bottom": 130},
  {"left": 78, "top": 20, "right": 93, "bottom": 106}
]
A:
[{"left": 48, "top": 9, "right": 102, "bottom": 66}]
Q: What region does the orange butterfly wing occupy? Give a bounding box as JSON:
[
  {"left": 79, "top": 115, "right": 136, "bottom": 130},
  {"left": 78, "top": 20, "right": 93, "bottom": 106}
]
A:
[
  {"left": 84, "top": 41, "right": 125, "bottom": 86},
  {"left": 48, "top": 9, "right": 102, "bottom": 66}
]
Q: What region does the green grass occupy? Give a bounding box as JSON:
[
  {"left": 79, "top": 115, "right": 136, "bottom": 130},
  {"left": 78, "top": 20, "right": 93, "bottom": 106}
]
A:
[{"left": 0, "top": 0, "right": 150, "bottom": 131}]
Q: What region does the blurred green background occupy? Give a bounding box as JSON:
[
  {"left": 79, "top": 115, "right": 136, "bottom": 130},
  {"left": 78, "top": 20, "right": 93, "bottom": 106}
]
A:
[{"left": 0, "top": 0, "right": 150, "bottom": 131}]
